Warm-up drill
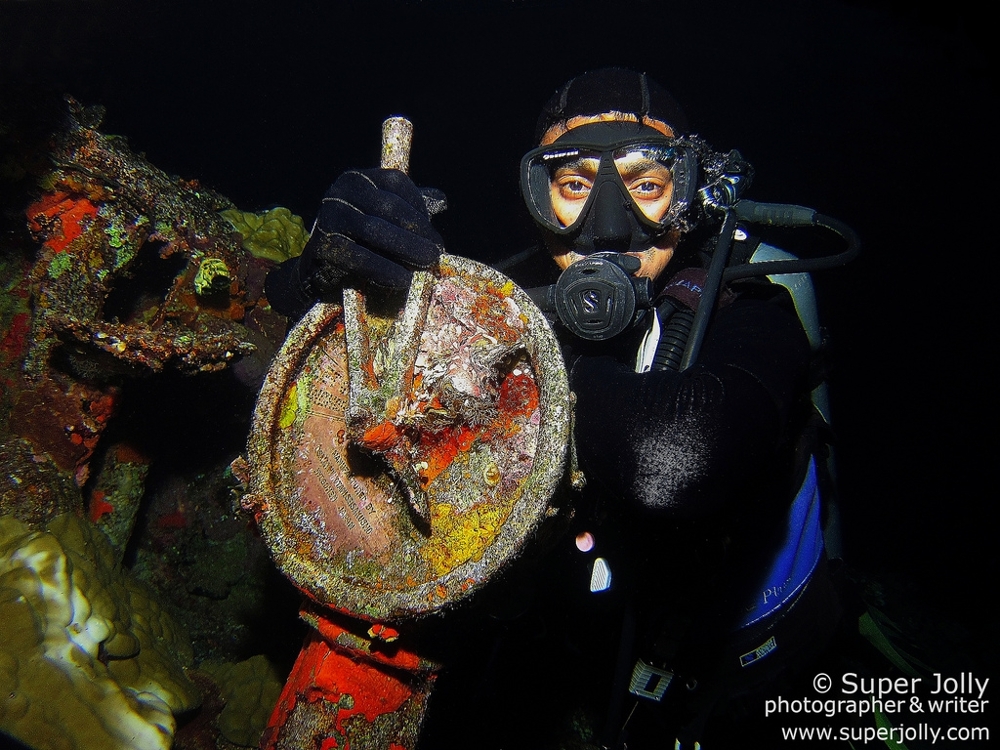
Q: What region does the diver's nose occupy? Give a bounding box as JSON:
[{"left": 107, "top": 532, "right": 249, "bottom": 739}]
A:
[{"left": 589, "top": 182, "right": 633, "bottom": 253}]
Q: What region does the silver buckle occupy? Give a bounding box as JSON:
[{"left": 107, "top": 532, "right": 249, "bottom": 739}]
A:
[{"left": 628, "top": 660, "right": 673, "bottom": 701}]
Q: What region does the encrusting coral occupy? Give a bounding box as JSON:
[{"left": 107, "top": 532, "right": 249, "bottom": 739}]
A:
[
  {"left": 0, "top": 513, "right": 200, "bottom": 749},
  {"left": 200, "top": 655, "right": 284, "bottom": 747},
  {"left": 220, "top": 207, "right": 308, "bottom": 264}
]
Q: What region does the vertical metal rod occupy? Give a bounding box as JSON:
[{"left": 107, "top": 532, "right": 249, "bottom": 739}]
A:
[{"left": 381, "top": 116, "right": 413, "bottom": 173}]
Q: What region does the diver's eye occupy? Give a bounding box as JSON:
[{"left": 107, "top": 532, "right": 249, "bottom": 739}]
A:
[
  {"left": 556, "top": 176, "right": 592, "bottom": 200},
  {"left": 629, "top": 179, "right": 667, "bottom": 199}
]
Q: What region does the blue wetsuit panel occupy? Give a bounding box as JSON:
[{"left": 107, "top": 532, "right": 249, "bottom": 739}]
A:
[{"left": 739, "top": 456, "right": 823, "bottom": 628}]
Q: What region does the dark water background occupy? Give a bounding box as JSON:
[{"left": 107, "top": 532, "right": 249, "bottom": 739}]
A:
[{"left": 2, "top": 0, "right": 996, "bottom": 742}]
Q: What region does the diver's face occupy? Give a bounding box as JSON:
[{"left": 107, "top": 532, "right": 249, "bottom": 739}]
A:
[{"left": 543, "top": 114, "right": 680, "bottom": 281}]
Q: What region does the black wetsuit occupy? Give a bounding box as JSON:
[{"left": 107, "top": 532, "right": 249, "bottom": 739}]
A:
[
  {"left": 417, "top": 256, "right": 840, "bottom": 749},
  {"left": 570, "top": 271, "right": 837, "bottom": 736}
]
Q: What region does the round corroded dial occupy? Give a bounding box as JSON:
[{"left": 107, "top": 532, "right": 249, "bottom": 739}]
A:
[{"left": 243, "top": 254, "right": 570, "bottom": 621}]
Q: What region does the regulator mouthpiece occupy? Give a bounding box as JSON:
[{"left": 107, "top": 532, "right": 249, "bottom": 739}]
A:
[{"left": 552, "top": 253, "right": 653, "bottom": 341}]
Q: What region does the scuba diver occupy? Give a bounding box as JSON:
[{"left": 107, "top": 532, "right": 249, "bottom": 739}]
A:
[{"left": 265, "top": 67, "right": 858, "bottom": 749}]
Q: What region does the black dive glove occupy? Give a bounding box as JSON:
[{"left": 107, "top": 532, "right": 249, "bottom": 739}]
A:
[{"left": 265, "top": 168, "right": 445, "bottom": 318}]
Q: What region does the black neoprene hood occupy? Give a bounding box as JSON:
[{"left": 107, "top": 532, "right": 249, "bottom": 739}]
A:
[{"left": 535, "top": 67, "right": 690, "bottom": 143}]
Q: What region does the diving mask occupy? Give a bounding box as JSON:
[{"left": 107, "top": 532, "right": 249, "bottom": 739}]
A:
[{"left": 520, "top": 121, "right": 698, "bottom": 255}]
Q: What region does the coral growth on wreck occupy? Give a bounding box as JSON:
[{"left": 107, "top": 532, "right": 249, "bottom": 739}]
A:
[
  {"left": 22, "top": 98, "right": 260, "bottom": 380},
  {"left": 0, "top": 96, "right": 304, "bottom": 749}
]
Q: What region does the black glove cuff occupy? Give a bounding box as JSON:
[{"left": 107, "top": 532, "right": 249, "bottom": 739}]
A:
[{"left": 265, "top": 257, "right": 326, "bottom": 319}]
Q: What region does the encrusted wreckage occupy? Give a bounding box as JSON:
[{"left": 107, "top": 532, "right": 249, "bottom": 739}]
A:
[
  {"left": 4, "top": 98, "right": 289, "bottom": 494},
  {"left": 0, "top": 97, "right": 297, "bottom": 749}
]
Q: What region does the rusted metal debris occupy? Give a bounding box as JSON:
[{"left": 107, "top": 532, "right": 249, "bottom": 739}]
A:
[
  {"left": 23, "top": 97, "right": 262, "bottom": 379},
  {"left": 3, "top": 95, "right": 287, "bottom": 508}
]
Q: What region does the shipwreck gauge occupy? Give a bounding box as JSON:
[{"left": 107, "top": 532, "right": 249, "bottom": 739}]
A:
[{"left": 240, "top": 253, "right": 571, "bottom": 622}]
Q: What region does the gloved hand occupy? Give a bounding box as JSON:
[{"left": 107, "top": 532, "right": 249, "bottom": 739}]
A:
[{"left": 265, "top": 168, "right": 445, "bottom": 317}]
